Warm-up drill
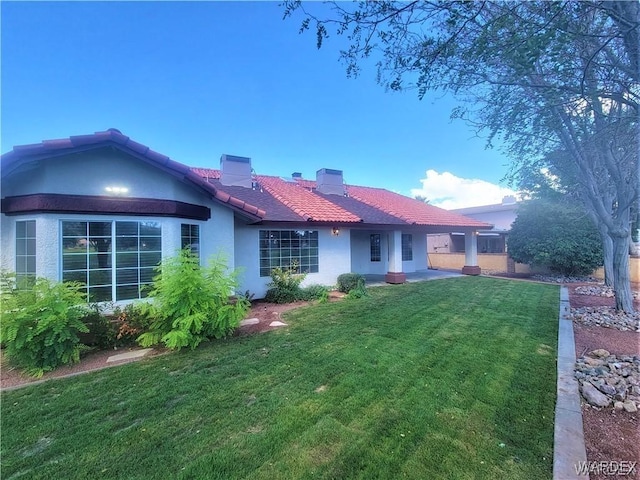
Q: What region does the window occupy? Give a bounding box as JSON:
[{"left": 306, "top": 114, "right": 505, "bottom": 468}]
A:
[
  {"left": 402, "top": 234, "right": 413, "bottom": 261},
  {"left": 259, "top": 230, "right": 318, "bottom": 277},
  {"left": 181, "top": 224, "right": 200, "bottom": 259},
  {"left": 62, "top": 221, "right": 162, "bottom": 302},
  {"left": 370, "top": 234, "right": 381, "bottom": 262},
  {"left": 16, "top": 220, "right": 36, "bottom": 287}
]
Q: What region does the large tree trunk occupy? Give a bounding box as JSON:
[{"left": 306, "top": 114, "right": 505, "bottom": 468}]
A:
[
  {"left": 600, "top": 228, "right": 614, "bottom": 287},
  {"left": 611, "top": 233, "right": 634, "bottom": 313}
]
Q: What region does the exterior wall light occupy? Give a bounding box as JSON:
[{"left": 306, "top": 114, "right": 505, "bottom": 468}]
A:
[
  {"left": 331, "top": 227, "right": 340, "bottom": 236},
  {"left": 105, "top": 186, "right": 129, "bottom": 195}
]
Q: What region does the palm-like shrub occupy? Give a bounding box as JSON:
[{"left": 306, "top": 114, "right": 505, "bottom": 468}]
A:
[
  {"left": 137, "top": 249, "right": 249, "bottom": 350},
  {"left": 1, "top": 274, "right": 90, "bottom": 377}
]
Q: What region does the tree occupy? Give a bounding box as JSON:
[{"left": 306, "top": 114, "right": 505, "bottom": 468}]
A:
[
  {"left": 283, "top": 1, "right": 639, "bottom": 311},
  {"left": 508, "top": 199, "right": 603, "bottom": 277}
]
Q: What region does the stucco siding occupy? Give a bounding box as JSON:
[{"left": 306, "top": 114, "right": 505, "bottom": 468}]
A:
[
  {"left": 234, "top": 225, "right": 352, "bottom": 298},
  {"left": 3, "top": 148, "right": 208, "bottom": 206}
]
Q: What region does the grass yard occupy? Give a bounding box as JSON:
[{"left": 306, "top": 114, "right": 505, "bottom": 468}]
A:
[{"left": 1, "top": 276, "right": 559, "bottom": 480}]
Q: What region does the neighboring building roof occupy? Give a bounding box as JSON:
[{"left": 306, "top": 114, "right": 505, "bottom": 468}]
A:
[{"left": 2, "top": 129, "right": 490, "bottom": 230}]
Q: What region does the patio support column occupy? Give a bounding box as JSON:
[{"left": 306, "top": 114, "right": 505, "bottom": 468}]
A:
[
  {"left": 462, "top": 231, "right": 481, "bottom": 275},
  {"left": 385, "top": 230, "right": 406, "bottom": 284}
]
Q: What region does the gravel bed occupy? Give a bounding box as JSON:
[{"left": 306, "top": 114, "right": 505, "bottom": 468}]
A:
[{"left": 571, "top": 306, "right": 640, "bottom": 332}]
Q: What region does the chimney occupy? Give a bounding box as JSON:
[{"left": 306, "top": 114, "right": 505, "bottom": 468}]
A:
[
  {"left": 220, "top": 154, "right": 252, "bottom": 188},
  {"left": 316, "top": 168, "right": 345, "bottom": 195},
  {"left": 292, "top": 172, "right": 302, "bottom": 179}
]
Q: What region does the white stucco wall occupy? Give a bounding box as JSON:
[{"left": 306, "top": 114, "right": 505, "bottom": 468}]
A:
[
  {"left": 456, "top": 208, "right": 517, "bottom": 232},
  {"left": 3, "top": 148, "right": 206, "bottom": 204},
  {"left": 0, "top": 210, "right": 235, "bottom": 302},
  {"left": 350, "top": 230, "right": 427, "bottom": 274},
  {"left": 350, "top": 230, "right": 388, "bottom": 275},
  {"left": 234, "top": 224, "right": 352, "bottom": 298},
  {"left": 1, "top": 147, "right": 237, "bottom": 303}
]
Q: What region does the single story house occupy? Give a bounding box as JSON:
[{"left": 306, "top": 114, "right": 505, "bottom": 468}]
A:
[{"left": 1, "top": 129, "right": 490, "bottom": 302}]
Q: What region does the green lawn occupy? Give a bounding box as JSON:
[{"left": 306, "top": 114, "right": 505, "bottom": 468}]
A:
[{"left": 1, "top": 277, "right": 559, "bottom": 480}]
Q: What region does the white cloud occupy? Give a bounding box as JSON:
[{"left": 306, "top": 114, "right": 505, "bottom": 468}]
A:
[{"left": 410, "top": 169, "right": 517, "bottom": 210}]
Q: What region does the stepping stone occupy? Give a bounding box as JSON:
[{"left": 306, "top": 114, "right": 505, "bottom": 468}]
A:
[
  {"left": 107, "top": 348, "right": 153, "bottom": 363},
  {"left": 269, "top": 321, "right": 287, "bottom": 327},
  {"left": 240, "top": 318, "right": 260, "bottom": 326}
]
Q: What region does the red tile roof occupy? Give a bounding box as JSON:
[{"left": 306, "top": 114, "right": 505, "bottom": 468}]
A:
[
  {"left": 346, "top": 185, "right": 489, "bottom": 228},
  {"left": 2, "top": 129, "right": 491, "bottom": 230},
  {"left": 189, "top": 168, "right": 490, "bottom": 228},
  {"left": 257, "top": 175, "right": 362, "bottom": 223}
]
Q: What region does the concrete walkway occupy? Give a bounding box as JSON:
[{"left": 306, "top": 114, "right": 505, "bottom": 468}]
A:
[{"left": 553, "top": 286, "right": 589, "bottom": 479}]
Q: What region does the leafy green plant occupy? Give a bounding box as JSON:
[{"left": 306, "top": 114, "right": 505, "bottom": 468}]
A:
[
  {"left": 264, "top": 262, "right": 307, "bottom": 304},
  {"left": 508, "top": 200, "right": 604, "bottom": 276},
  {"left": 337, "top": 273, "right": 366, "bottom": 294},
  {"left": 346, "top": 285, "right": 368, "bottom": 299},
  {"left": 0, "top": 275, "right": 90, "bottom": 377},
  {"left": 299, "top": 284, "right": 330, "bottom": 302},
  {"left": 79, "top": 303, "right": 117, "bottom": 349},
  {"left": 137, "top": 249, "right": 250, "bottom": 350}
]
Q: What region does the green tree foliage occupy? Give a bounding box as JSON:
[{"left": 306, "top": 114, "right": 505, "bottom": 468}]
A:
[
  {"left": 283, "top": 1, "right": 638, "bottom": 311},
  {"left": 508, "top": 200, "right": 603, "bottom": 276},
  {"left": 137, "top": 249, "right": 250, "bottom": 350},
  {"left": 0, "top": 273, "right": 90, "bottom": 377}
]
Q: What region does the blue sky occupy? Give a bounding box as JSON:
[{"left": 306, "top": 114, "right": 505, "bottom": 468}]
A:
[{"left": 1, "top": 1, "right": 516, "bottom": 208}]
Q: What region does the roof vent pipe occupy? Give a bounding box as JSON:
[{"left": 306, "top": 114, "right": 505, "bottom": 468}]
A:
[{"left": 220, "top": 154, "right": 252, "bottom": 188}]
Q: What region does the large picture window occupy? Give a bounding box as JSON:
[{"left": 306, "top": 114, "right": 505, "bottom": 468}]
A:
[
  {"left": 259, "top": 230, "right": 318, "bottom": 277},
  {"left": 402, "top": 234, "right": 413, "bottom": 261},
  {"left": 16, "top": 220, "right": 36, "bottom": 287},
  {"left": 62, "top": 220, "right": 162, "bottom": 302},
  {"left": 370, "top": 234, "right": 381, "bottom": 262}
]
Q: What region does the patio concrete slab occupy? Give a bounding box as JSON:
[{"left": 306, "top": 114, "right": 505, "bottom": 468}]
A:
[
  {"left": 553, "top": 286, "right": 588, "bottom": 480},
  {"left": 107, "top": 348, "right": 153, "bottom": 363},
  {"left": 364, "top": 268, "right": 462, "bottom": 287}
]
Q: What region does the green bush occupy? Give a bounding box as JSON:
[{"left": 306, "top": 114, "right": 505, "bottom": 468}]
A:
[
  {"left": 0, "top": 274, "right": 90, "bottom": 377},
  {"left": 265, "top": 263, "right": 307, "bottom": 304},
  {"left": 137, "top": 249, "right": 250, "bottom": 350},
  {"left": 508, "top": 200, "right": 603, "bottom": 276},
  {"left": 80, "top": 303, "right": 117, "bottom": 349},
  {"left": 337, "top": 273, "right": 366, "bottom": 294},
  {"left": 299, "top": 284, "right": 330, "bottom": 302}
]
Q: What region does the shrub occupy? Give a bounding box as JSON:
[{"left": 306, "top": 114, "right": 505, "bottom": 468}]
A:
[
  {"left": 265, "top": 262, "right": 307, "bottom": 304},
  {"left": 0, "top": 274, "right": 90, "bottom": 377},
  {"left": 137, "top": 249, "right": 250, "bottom": 350},
  {"left": 508, "top": 200, "right": 603, "bottom": 276},
  {"left": 337, "top": 273, "right": 366, "bottom": 294},
  {"left": 80, "top": 303, "right": 117, "bottom": 349},
  {"left": 111, "top": 303, "right": 156, "bottom": 347},
  {"left": 299, "top": 284, "right": 330, "bottom": 302},
  {"left": 346, "top": 285, "right": 369, "bottom": 299}
]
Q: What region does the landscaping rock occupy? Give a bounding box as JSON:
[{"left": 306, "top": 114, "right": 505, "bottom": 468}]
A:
[
  {"left": 571, "top": 306, "right": 640, "bottom": 332},
  {"left": 575, "top": 284, "right": 639, "bottom": 299},
  {"left": 623, "top": 400, "right": 638, "bottom": 413},
  {"left": 575, "top": 353, "right": 640, "bottom": 412},
  {"left": 581, "top": 382, "right": 611, "bottom": 407}
]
